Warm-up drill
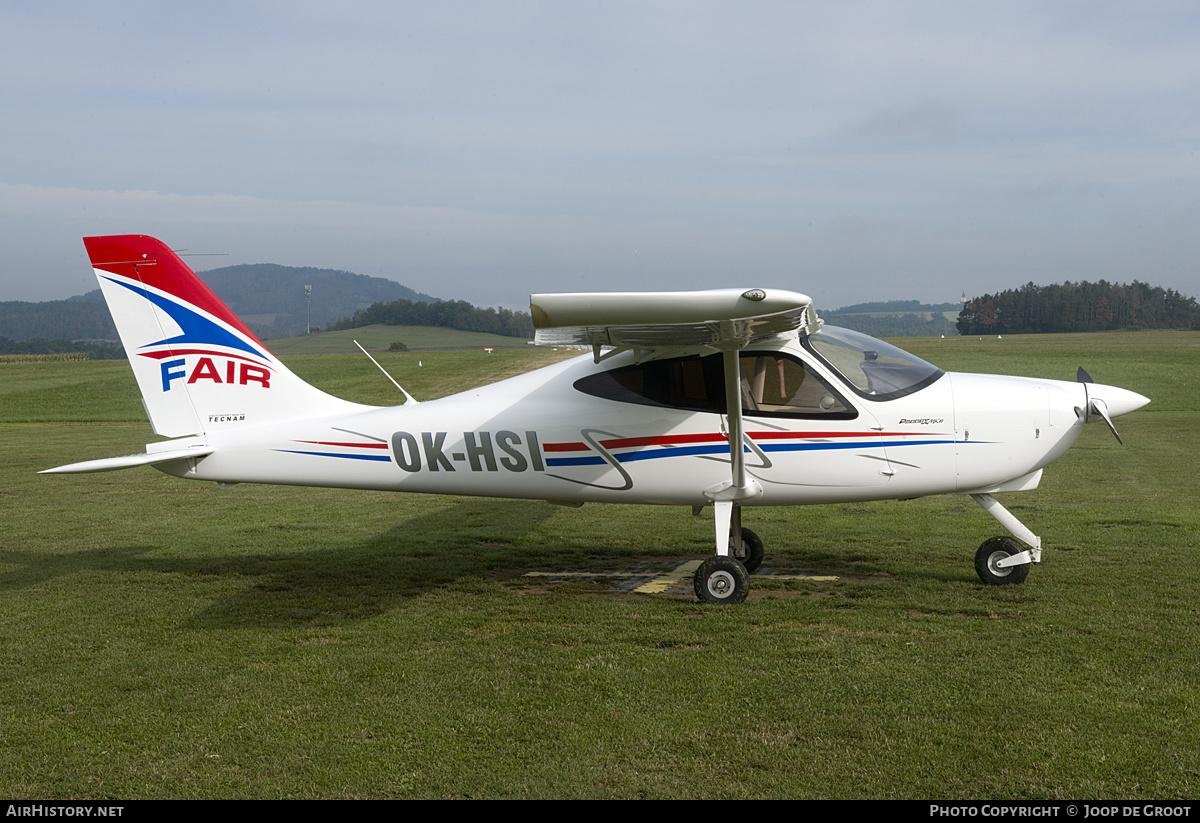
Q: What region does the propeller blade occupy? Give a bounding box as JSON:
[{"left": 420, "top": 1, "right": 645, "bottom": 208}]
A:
[
  {"left": 1089, "top": 397, "right": 1123, "bottom": 445},
  {"left": 1077, "top": 366, "right": 1093, "bottom": 384}
]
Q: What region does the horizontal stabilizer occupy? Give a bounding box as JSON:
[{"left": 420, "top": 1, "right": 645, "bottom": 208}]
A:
[
  {"left": 530, "top": 288, "right": 817, "bottom": 349},
  {"left": 40, "top": 447, "right": 215, "bottom": 475}
]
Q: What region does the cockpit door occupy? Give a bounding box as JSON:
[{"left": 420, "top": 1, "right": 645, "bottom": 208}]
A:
[{"left": 737, "top": 350, "right": 894, "bottom": 492}]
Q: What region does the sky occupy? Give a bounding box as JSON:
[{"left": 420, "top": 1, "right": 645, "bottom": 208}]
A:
[{"left": 2, "top": 1, "right": 1199, "bottom": 313}]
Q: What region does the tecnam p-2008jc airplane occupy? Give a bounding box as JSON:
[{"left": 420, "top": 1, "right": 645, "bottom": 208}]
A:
[{"left": 45, "top": 235, "right": 1149, "bottom": 604}]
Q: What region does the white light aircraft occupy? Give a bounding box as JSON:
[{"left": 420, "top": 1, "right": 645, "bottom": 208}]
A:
[{"left": 45, "top": 235, "right": 1150, "bottom": 604}]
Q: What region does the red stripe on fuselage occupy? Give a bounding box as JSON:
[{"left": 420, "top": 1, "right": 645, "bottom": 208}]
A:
[
  {"left": 542, "top": 429, "right": 938, "bottom": 454},
  {"left": 293, "top": 440, "right": 389, "bottom": 449}
]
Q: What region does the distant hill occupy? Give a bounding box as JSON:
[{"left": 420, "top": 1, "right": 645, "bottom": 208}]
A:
[
  {"left": 1, "top": 264, "right": 437, "bottom": 343},
  {"left": 198, "top": 263, "right": 437, "bottom": 338},
  {"left": 823, "top": 300, "right": 961, "bottom": 337},
  {"left": 328, "top": 298, "right": 534, "bottom": 340},
  {"left": 0, "top": 293, "right": 117, "bottom": 342},
  {"left": 5, "top": 279, "right": 963, "bottom": 348}
]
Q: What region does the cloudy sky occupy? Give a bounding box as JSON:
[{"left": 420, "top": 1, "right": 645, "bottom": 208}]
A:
[{"left": 3, "top": 1, "right": 1199, "bottom": 313}]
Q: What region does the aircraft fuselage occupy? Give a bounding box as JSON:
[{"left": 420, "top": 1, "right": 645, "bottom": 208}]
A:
[{"left": 156, "top": 335, "right": 1118, "bottom": 509}]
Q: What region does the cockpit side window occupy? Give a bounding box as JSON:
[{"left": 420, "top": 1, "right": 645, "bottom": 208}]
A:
[
  {"left": 574, "top": 351, "right": 857, "bottom": 420},
  {"left": 583, "top": 354, "right": 724, "bottom": 410},
  {"left": 738, "top": 354, "right": 851, "bottom": 415}
]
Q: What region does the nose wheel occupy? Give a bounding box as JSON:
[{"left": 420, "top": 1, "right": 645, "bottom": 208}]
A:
[
  {"left": 975, "top": 536, "right": 1030, "bottom": 585},
  {"left": 970, "top": 494, "right": 1039, "bottom": 584}
]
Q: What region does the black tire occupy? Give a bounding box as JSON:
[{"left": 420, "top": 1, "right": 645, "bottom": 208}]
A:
[
  {"left": 733, "top": 527, "right": 765, "bottom": 573},
  {"left": 974, "top": 536, "right": 1030, "bottom": 585},
  {"left": 694, "top": 555, "right": 750, "bottom": 604}
]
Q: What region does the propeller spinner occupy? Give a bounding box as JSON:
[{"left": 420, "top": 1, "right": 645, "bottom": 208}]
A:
[{"left": 1076, "top": 367, "right": 1150, "bottom": 444}]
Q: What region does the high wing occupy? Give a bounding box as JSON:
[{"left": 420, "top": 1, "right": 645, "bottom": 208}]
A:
[
  {"left": 530, "top": 287, "right": 819, "bottom": 560},
  {"left": 529, "top": 288, "right": 817, "bottom": 355}
]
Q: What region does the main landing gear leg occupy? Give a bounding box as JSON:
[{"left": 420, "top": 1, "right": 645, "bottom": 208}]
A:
[
  {"left": 694, "top": 502, "right": 758, "bottom": 604},
  {"left": 695, "top": 345, "right": 764, "bottom": 604},
  {"left": 970, "top": 493, "right": 1041, "bottom": 586},
  {"left": 718, "top": 502, "right": 765, "bottom": 572}
]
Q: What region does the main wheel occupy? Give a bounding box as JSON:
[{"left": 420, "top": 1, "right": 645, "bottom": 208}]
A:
[
  {"left": 974, "top": 536, "right": 1030, "bottom": 585},
  {"left": 694, "top": 556, "right": 750, "bottom": 604},
  {"left": 732, "top": 527, "right": 765, "bottom": 573}
]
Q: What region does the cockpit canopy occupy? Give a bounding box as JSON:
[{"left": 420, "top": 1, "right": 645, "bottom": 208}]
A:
[
  {"left": 572, "top": 325, "right": 944, "bottom": 417},
  {"left": 803, "top": 325, "right": 944, "bottom": 400}
]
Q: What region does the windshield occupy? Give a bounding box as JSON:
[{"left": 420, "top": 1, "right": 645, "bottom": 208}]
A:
[{"left": 802, "top": 325, "right": 944, "bottom": 400}]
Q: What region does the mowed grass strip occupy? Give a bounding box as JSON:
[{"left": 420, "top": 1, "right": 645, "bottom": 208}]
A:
[{"left": 1, "top": 331, "right": 1197, "bottom": 798}]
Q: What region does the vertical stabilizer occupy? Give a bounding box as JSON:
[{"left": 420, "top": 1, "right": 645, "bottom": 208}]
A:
[{"left": 85, "top": 235, "right": 371, "bottom": 437}]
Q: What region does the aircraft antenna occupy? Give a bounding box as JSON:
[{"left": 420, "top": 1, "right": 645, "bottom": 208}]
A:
[
  {"left": 170, "top": 249, "right": 230, "bottom": 258},
  {"left": 354, "top": 340, "right": 419, "bottom": 406}
]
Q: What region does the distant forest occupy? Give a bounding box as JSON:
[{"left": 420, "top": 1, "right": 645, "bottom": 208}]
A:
[
  {"left": 328, "top": 299, "right": 535, "bottom": 339},
  {"left": 957, "top": 281, "right": 1200, "bottom": 335},
  {"left": 0, "top": 335, "right": 123, "bottom": 359}
]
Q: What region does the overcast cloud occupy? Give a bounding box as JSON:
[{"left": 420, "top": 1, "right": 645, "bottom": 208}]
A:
[{"left": 2, "top": 1, "right": 1198, "bottom": 312}]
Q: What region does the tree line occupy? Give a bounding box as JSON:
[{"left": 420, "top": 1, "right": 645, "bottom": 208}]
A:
[
  {"left": 0, "top": 336, "right": 124, "bottom": 359},
  {"left": 957, "top": 281, "right": 1200, "bottom": 335},
  {"left": 328, "top": 298, "right": 534, "bottom": 338}
]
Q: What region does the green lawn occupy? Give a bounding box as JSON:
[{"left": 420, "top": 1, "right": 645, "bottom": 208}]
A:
[{"left": 1, "top": 331, "right": 1197, "bottom": 798}]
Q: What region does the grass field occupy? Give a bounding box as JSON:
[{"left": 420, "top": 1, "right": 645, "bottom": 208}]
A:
[{"left": 1, "top": 331, "right": 1197, "bottom": 798}]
